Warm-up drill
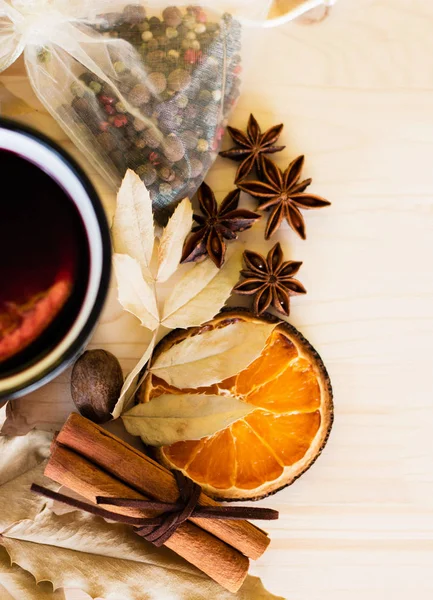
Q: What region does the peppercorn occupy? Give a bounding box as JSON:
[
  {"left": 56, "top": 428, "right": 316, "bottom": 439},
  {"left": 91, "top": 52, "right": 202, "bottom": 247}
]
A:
[
  {"left": 123, "top": 4, "right": 146, "bottom": 24},
  {"left": 133, "top": 117, "right": 147, "bottom": 132},
  {"left": 196, "top": 138, "right": 209, "bottom": 152},
  {"left": 184, "top": 48, "right": 202, "bottom": 65},
  {"left": 149, "top": 16, "right": 161, "bottom": 27},
  {"left": 180, "top": 130, "right": 198, "bottom": 150},
  {"left": 175, "top": 93, "right": 188, "bottom": 108},
  {"left": 142, "top": 127, "right": 161, "bottom": 148},
  {"left": 136, "top": 163, "right": 157, "bottom": 185},
  {"left": 159, "top": 166, "right": 176, "bottom": 182},
  {"left": 70, "top": 81, "right": 86, "bottom": 98},
  {"left": 113, "top": 114, "right": 128, "bottom": 127},
  {"left": 183, "top": 14, "right": 196, "bottom": 30},
  {"left": 198, "top": 89, "right": 212, "bottom": 104},
  {"left": 78, "top": 72, "right": 93, "bottom": 86},
  {"left": 189, "top": 157, "right": 203, "bottom": 177},
  {"left": 138, "top": 20, "right": 150, "bottom": 32},
  {"left": 129, "top": 83, "right": 150, "bottom": 106},
  {"left": 163, "top": 6, "right": 182, "bottom": 27},
  {"left": 163, "top": 134, "right": 185, "bottom": 162},
  {"left": 167, "top": 68, "right": 191, "bottom": 91},
  {"left": 99, "top": 93, "right": 116, "bottom": 105},
  {"left": 113, "top": 60, "right": 126, "bottom": 74},
  {"left": 147, "top": 72, "right": 167, "bottom": 94},
  {"left": 167, "top": 49, "right": 180, "bottom": 62},
  {"left": 97, "top": 131, "right": 117, "bottom": 151},
  {"left": 141, "top": 30, "right": 153, "bottom": 41},
  {"left": 159, "top": 182, "right": 172, "bottom": 195},
  {"left": 147, "top": 38, "right": 159, "bottom": 51}
]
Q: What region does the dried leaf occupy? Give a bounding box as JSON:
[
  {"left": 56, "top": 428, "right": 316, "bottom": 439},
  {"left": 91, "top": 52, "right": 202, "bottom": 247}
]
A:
[
  {"left": 111, "top": 333, "right": 156, "bottom": 418},
  {"left": 112, "top": 170, "right": 155, "bottom": 276},
  {"left": 0, "top": 372, "right": 75, "bottom": 437},
  {"left": 0, "top": 547, "right": 64, "bottom": 600},
  {"left": 157, "top": 198, "right": 193, "bottom": 283},
  {"left": 162, "top": 252, "right": 243, "bottom": 329},
  {"left": 1, "top": 509, "right": 282, "bottom": 600},
  {"left": 0, "top": 430, "right": 56, "bottom": 529},
  {"left": 0, "top": 402, "right": 7, "bottom": 433},
  {"left": 151, "top": 320, "right": 276, "bottom": 389},
  {"left": 113, "top": 253, "right": 159, "bottom": 331},
  {"left": 122, "top": 394, "right": 255, "bottom": 445}
]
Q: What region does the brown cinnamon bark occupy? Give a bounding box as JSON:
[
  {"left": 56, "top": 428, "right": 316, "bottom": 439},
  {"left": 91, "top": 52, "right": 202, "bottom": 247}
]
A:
[
  {"left": 45, "top": 442, "right": 248, "bottom": 593},
  {"left": 56, "top": 413, "right": 269, "bottom": 560}
]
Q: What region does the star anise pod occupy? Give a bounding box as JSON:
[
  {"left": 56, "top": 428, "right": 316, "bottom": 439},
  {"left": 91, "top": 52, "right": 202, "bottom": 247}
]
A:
[
  {"left": 233, "top": 243, "right": 306, "bottom": 316},
  {"left": 238, "top": 155, "right": 331, "bottom": 240},
  {"left": 219, "top": 114, "right": 285, "bottom": 182},
  {"left": 181, "top": 182, "right": 261, "bottom": 268}
]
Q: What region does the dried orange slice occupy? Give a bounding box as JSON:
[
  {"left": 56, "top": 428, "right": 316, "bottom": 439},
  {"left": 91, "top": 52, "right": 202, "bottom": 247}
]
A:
[{"left": 138, "top": 310, "right": 333, "bottom": 500}]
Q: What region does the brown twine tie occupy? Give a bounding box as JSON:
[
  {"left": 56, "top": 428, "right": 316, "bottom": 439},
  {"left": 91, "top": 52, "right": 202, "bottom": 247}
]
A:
[{"left": 31, "top": 471, "right": 278, "bottom": 547}]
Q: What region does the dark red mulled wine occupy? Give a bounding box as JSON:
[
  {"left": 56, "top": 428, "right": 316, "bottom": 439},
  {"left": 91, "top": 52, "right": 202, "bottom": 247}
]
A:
[{"left": 0, "top": 150, "right": 90, "bottom": 373}]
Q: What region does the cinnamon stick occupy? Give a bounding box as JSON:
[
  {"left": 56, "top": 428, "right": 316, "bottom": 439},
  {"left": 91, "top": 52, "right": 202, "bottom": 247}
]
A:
[
  {"left": 45, "top": 442, "right": 248, "bottom": 593},
  {"left": 56, "top": 413, "right": 269, "bottom": 560}
]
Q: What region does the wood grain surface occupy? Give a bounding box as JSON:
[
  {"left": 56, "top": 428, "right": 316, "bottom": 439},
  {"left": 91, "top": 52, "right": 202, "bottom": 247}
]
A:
[{"left": 1, "top": 0, "right": 433, "bottom": 598}]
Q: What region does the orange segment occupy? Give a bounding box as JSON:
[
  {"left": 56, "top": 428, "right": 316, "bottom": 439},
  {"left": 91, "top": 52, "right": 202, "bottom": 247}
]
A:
[
  {"left": 231, "top": 420, "right": 284, "bottom": 489},
  {"left": 164, "top": 439, "right": 203, "bottom": 469},
  {"left": 185, "top": 429, "right": 237, "bottom": 489},
  {"left": 246, "top": 411, "right": 321, "bottom": 466},
  {"left": 247, "top": 357, "right": 321, "bottom": 413},
  {"left": 235, "top": 332, "right": 298, "bottom": 395}
]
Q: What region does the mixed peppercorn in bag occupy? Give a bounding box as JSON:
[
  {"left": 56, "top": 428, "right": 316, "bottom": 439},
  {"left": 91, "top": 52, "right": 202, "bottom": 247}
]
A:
[{"left": 0, "top": 0, "right": 270, "bottom": 222}]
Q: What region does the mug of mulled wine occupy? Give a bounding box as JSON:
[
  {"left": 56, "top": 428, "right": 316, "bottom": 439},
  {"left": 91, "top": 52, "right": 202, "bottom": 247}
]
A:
[{"left": 0, "top": 118, "right": 111, "bottom": 402}]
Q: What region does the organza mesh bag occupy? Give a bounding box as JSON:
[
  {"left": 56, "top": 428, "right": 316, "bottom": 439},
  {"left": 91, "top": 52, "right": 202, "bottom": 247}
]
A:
[{"left": 0, "top": 0, "right": 271, "bottom": 223}]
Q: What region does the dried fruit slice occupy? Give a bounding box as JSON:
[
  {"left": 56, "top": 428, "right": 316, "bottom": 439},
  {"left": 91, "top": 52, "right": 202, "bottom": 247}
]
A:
[
  {"left": 0, "top": 268, "right": 73, "bottom": 364},
  {"left": 138, "top": 309, "right": 333, "bottom": 501}
]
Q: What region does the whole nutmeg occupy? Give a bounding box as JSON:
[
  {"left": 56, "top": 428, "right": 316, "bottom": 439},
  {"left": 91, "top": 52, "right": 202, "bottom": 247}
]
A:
[{"left": 71, "top": 349, "right": 123, "bottom": 424}]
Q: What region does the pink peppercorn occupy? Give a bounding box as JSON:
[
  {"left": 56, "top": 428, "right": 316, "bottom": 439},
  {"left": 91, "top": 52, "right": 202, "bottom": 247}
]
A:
[
  {"left": 113, "top": 114, "right": 128, "bottom": 127},
  {"left": 191, "top": 6, "right": 207, "bottom": 22},
  {"left": 99, "top": 121, "right": 111, "bottom": 132},
  {"left": 99, "top": 94, "right": 115, "bottom": 105},
  {"left": 104, "top": 104, "right": 116, "bottom": 115},
  {"left": 148, "top": 151, "right": 161, "bottom": 165},
  {"left": 233, "top": 65, "right": 242, "bottom": 76},
  {"left": 216, "top": 126, "right": 225, "bottom": 141},
  {"left": 184, "top": 49, "right": 202, "bottom": 65}
]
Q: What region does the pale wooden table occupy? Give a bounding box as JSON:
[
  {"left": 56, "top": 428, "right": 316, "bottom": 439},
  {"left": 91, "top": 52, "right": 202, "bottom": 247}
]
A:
[{"left": 2, "top": 0, "right": 433, "bottom": 598}]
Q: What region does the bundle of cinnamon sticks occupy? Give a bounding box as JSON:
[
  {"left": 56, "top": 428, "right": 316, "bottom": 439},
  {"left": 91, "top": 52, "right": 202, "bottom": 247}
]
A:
[{"left": 45, "top": 413, "right": 272, "bottom": 592}]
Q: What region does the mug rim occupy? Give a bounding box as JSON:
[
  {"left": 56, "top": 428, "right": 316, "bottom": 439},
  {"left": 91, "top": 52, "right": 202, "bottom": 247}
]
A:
[{"left": 0, "top": 117, "right": 111, "bottom": 401}]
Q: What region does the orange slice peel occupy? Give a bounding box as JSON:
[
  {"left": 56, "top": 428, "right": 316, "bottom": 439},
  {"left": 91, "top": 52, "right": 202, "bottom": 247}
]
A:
[{"left": 137, "top": 309, "right": 333, "bottom": 501}]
